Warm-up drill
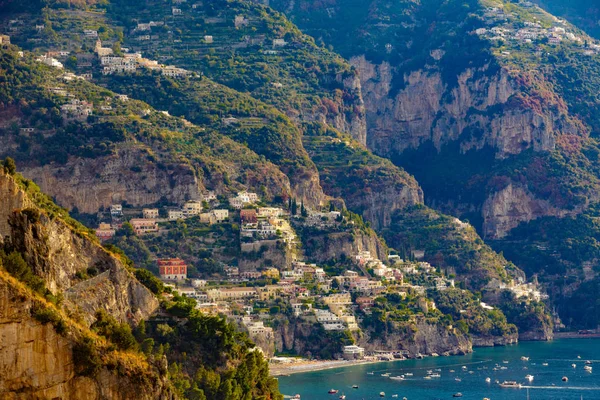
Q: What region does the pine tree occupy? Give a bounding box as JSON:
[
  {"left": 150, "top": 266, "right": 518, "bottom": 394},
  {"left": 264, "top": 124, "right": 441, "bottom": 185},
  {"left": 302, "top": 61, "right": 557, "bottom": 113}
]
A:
[{"left": 291, "top": 198, "right": 297, "bottom": 215}]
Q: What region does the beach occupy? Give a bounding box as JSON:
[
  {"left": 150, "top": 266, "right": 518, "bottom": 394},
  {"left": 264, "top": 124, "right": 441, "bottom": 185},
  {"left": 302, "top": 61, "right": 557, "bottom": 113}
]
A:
[{"left": 270, "top": 358, "right": 384, "bottom": 376}]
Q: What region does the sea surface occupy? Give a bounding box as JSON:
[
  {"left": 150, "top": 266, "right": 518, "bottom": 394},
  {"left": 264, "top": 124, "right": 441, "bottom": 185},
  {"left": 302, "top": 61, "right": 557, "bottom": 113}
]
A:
[{"left": 277, "top": 338, "right": 600, "bottom": 400}]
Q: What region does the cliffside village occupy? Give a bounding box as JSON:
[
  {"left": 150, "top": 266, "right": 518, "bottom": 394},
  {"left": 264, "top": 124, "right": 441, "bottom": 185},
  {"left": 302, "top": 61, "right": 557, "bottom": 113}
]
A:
[
  {"left": 475, "top": 0, "right": 600, "bottom": 56},
  {"left": 94, "top": 190, "right": 547, "bottom": 360}
]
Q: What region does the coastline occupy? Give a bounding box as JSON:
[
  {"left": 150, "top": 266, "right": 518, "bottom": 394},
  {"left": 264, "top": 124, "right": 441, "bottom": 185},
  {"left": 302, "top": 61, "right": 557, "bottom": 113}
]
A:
[
  {"left": 270, "top": 358, "right": 387, "bottom": 377},
  {"left": 269, "top": 336, "right": 600, "bottom": 377}
]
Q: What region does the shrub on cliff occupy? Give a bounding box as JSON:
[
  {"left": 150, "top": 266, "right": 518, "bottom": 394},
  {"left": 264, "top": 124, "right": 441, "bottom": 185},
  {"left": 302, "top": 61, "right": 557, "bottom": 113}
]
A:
[{"left": 2, "top": 157, "right": 16, "bottom": 175}]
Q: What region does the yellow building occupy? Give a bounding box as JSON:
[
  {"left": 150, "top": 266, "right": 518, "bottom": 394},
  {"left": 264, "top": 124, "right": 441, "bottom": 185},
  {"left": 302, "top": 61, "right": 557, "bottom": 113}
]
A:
[{"left": 263, "top": 268, "right": 280, "bottom": 279}]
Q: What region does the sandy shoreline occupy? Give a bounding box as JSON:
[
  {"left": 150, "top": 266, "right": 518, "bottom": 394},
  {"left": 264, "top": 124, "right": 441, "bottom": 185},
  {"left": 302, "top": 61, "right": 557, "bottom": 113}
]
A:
[{"left": 269, "top": 358, "right": 390, "bottom": 376}]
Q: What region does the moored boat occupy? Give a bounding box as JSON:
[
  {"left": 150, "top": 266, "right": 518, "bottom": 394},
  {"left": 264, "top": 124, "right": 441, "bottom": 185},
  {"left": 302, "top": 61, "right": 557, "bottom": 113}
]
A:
[
  {"left": 453, "top": 393, "right": 463, "bottom": 398},
  {"left": 485, "top": 377, "right": 491, "bottom": 383},
  {"left": 352, "top": 385, "right": 359, "bottom": 389},
  {"left": 525, "top": 375, "right": 534, "bottom": 382},
  {"left": 380, "top": 392, "right": 385, "bottom": 397},
  {"left": 328, "top": 389, "right": 338, "bottom": 394},
  {"left": 499, "top": 381, "right": 522, "bottom": 388},
  {"left": 521, "top": 356, "right": 529, "bottom": 361},
  {"left": 562, "top": 376, "right": 568, "bottom": 382}
]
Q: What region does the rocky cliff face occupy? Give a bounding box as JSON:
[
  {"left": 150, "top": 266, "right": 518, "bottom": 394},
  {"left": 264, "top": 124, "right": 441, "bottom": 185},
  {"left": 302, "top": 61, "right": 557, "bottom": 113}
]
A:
[
  {"left": 471, "top": 333, "right": 518, "bottom": 347},
  {"left": 18, "top": 146, "right": 200, "bottom": 215},
  {"left": 354, "top": 184, "right": 424, "bottom": 230},
  {"left": 481, "top": 183, "right": 574, "bottom": 238},
  {"left": 351, "top": 55, "right": 582, "bottom": 235},
  {"left": 333, "top": 73, "right": 368, "bottom": 146},
  {"left": 351, "top": 56, "right": 578, "bottom": 158},
  {"left": 0, "top": 171, "right": 158, "bottom": 326},
  {"left": 358, "top": 319, "right": 472, "bottom": 356},
  {"left": 0, "top": 272, "right": 173, "bottom": 400},
  {"left": 299, "top": 228, "right": 387, "bottom": 264}
]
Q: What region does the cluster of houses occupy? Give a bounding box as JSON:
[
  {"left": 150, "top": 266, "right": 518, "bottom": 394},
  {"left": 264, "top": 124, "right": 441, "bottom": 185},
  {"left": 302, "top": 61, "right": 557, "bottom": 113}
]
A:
[
  {"left": 60, "top": 99, "right": 93, "bottom": 121},
  {"left": 157, "top": 247, "right": 461, "bottom": 340},
  {"left": 240, "top": 207, "right": 286, "bottom": 240},
  {"left": 94, "top": 193, "right": 232, "bottom": 240},
  {"left": 475, "top": 2, "right": 600, "bottom": 55},
  {"left": 36, "top": 54, "right": 63, "bottom": 69},
  {"left": 94, "top": 39, "right": 193, "bottom": 77}
]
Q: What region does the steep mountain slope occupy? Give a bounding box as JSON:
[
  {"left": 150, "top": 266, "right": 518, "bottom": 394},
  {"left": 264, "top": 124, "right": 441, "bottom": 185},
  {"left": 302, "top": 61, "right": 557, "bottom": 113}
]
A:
[
  {"left": 0, "top": 48, "right": 296, "bottom": 211},
  {"left": 0, "top": 166, "right": 283, "bottom": 399},
  {"left": 272, "top": 0, "right": 600, "bottom": 328},
  {"left": 0, "top": 167, "right": 172, "bottom": 398},
  {"left": 0, "top": 0, "right": 552, "bottom": 334},
  {"left": 533, "top": 0, "right": 600, "bottom": 39}
]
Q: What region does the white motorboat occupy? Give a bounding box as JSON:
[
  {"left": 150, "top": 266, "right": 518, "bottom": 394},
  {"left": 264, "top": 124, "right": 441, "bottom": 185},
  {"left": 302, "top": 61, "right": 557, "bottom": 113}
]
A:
[
  {"left": 525, "top": 375, "right": 534, "bottom": 382},
  {"left": 485, "top": 377, "right": 491, "bottom": 383},
  {"left": 499, "top": 381, "right": 522, "bottom": 388}
]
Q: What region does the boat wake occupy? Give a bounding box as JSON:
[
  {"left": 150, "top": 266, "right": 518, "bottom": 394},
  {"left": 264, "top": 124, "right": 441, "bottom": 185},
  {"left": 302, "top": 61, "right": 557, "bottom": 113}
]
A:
[{"left": 522, "top": 386, "right": 600, "bottom": 391}]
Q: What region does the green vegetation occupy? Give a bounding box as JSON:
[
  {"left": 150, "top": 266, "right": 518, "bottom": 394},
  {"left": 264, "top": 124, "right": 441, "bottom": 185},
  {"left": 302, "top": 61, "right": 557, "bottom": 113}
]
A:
[
  {"left": 431, "top": 288, "right": 517, "bottom": 339},
  {"left": 384, "top": 205, "right": 520, "bottom": 290},
  {"left": 145, "top": 293, "right": 283, "bottom": 400},
  {"left": 533, "top": 0, "right": 600, "bottom": 39}
]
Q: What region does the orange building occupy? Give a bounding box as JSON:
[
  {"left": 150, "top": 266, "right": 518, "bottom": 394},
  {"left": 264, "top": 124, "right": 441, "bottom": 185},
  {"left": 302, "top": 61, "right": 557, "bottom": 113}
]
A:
[{"left": 158, "top": 258, "right": 188, "bottom": 281}]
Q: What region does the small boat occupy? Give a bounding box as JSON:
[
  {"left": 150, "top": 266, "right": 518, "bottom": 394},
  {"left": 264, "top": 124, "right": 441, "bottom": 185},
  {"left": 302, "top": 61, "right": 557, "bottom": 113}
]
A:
[
  {"left": 503, "top": 360, "right": 509, "bottom": 364},
  {"left": 392, "top": 396, "right": 398, "bottom": 398},
  {"left": 389, "top": 376, "right": 404, "bottom": 381},
  {"left": 426, "top": 370, "right": 433, "bottom": 374},
  {"left": 585, "top": 360, "right": 593, "bottom": 365},
  {"left": 449, "top": 370, "right": 455, "bottom": 373},
  {"left": 423, "top": 375, "right": 432, "bottom": 380},
  {"left": 521, "top": 356, "right": 529, "bottom": 361},
  {"left": 429, "top": 373, "right": 441, "bottom": 378},
  {"left": 578, "top": 355, "right": 582, "bottom": 359},
  {"left": 542, "top": 363, "right": 549, "bottom": 366},
  {"left": 453, "top": 393, "right": 463, "bottom": 398},
  {"left": 525, "top": 375, "right": 534, "bottom": 382},
  {"left": 562, "top": 376, "right": 568, "bottom": 382},
  {"left": 380, "top": 392, "right": 385, "bottom": 397},
  {"left": 352, "top": 385, "right": 359, "bottom": 389},
  {"left": 328, "top": 389, "right": 339, "bottom": 394},
  {"left": 339, "top": 395, "right": 345, "bottom": 400},
  {"left": 367, "top": 372, "right": 375, "bottom": 375},
  {"left": 572, "top": 364, "right": 577, "bottom": 368},
  {"left": 292, "top": 395, "right": 301, "bottom": 400},
  {"left": 462, "top": 366, "right": 468, "bottom": 371},
  {"left": 499, "top": 381, "right": 522, "bottom": 388},
  {"left": 455, "top": 378, "right": 462, "bottom": 382},
  {"left": 584, "top": 365, "right": 592, "bottom": 372},
  {"left": 485, "top": 377, "right": 491, "bottom": 383},
  {"left": 381, "top": 373, "right": 391, "bottom": 377},
  {"left": 404, "top": 373, "right": 413, "bottom": 376}
]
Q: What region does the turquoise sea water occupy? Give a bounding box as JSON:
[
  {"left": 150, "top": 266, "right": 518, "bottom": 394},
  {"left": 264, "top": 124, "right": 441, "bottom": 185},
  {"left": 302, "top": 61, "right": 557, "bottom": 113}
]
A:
[{"left": 277, "top": 339, "right": 600, "bottom": 400}]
